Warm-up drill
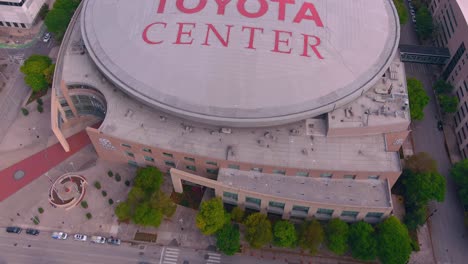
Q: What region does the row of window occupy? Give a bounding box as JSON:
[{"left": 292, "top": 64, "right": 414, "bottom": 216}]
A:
[
  {"left": 0, "top": 0, "right": 26, "bottom": 6},
  {"left": 432, "top": 1, "right": 458, "bottom": 48},
  {"left": 223, "top": 192, "right": 384, "bottom": 220},
  {"left": 0, "top": 21, "right": 26, "bottom": 28}
]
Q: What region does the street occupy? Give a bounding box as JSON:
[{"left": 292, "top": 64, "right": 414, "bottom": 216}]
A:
[{"left": 399, "top": 4, "right": 468, "bottom": 263}]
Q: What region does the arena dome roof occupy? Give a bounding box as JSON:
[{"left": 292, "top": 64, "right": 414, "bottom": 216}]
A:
[{"left": 81, "top": 0, "right": 399, "bottom": 127}]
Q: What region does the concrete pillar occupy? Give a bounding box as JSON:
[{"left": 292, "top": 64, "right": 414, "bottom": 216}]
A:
[
  {"left": 307, "top": 207, "right": 316, "bottom": 220},
  {"left": 332, "top": 209, "right": 341, "bottom": 219},
  {"left": 237, "top": 192, "right": 246, "bottom": 209},
  {"left": 260, "top": 198, "right": 268, "bottom": 214},
  {"left": 60, "top": 80, "right": 78, "bottom": 117},
  {"left": 356, "top": 211, "right": 366, "bottom": 221},
  {"left": 282, "top": 203, "right": 293, "bottom": 219},
  {"left": 214, "top": 187, "right": 223, "bottom": 198},
  {"left": 170, "top": 171, "right": 183, "bottom": 193}
]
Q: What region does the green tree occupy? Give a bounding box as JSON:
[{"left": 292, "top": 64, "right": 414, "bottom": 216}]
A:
[
  {"left": 24, "top": 74, "right": 48, "bottom": 92},
  {"left": 150, "top": 190, "right": 177, "bottom": 218},
  {"left": 53, "top": 0, "right": 80, "bottom": 15},
  {"left": 45, "top": 8, "right": 69, "bottom": 38},
  {"left": 433, "top": 79, "right": 454, "bottom": 95},
  {"left": 402, "top": 169, "right": 446, "bottom": 206},
  {"left": 43, "top": 64, "right": 55, "bottom": 85},
  {"left": 376, "top": 216, "right": 412, "bottom": 264},
  {"left": 127, "top": 186, "right": 146, "bottom": 204},
  {"left": 196, "top": 198, "right": 227, "bottom": 235},
  {"left": 404, "top": 203, "right": 428, "bottom": 231},
  {"left": 273, "top": 220, "right": 297, "bottom": 248},
  {"left": 244, "top": 213, "right": 273, "bottom": 248},
  {"left": 230, "top": 207, "right": 245, "bottom": 222},
  {"left": 325, "top": 218, "right": 349, "bottom": 255},
  {"left": 404, "top": 152, "right": 438, "bottom": 174},
  {"left": 393, "top": 0, "right": 408, "bottom": 24},
  {"left": 450, "top": 159, "right": 468, "bottom": 206},
  {"left": 348, "top": 221, "right": 377, "bottom": 261},
  {"left": 20, "top": 55, "right": 51, "bottom": 75},
  {"left": 298, "top": 220, "right": 324, "bottom": 255},
  {"left": 132, "top": 202, "right": 163, "bottom": 227},
  {"left": 407, "top": 78, "right": 430, "bottom": 120},
  {"left": 416, "top": 6, "right": 434, "bottom": 40},
  {"left": 134, "top": 166, "right": 164, "bottom": 193},
  {"left": 115, "top": 201, "right": 132, "bottom": 221},
  {"left": 216, "top": 224, "right": 240, "bottom": 255},
  {"left": 438, "top": 94, "right": 458, "bottom": 113}
]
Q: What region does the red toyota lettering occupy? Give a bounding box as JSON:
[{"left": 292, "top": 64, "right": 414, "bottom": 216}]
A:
[
  {"left": 237, "top": 0, "right": 268, "bottom": 18},
  {"left": 293, "top": 2, "right": 323, "bottom": 27},
  {"left": 156, "top": 0, "right": 166, "bottom": 13},
  {"left": 214, "top": 0, "right": 232, "bottom": 15},
  {"left": 271, "top": 0, "right": 295, "bottom": 21},
  {"left": 176, "top": 0, "right": 207, "bottom": 14}
]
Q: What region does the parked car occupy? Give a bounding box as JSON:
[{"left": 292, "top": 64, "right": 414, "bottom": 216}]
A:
[
  {"left": 74, "top": 234, "right": 87, "bottom": 241},
  {"left": 51, "top": 232, "right": 68, "bottom": 240},
  {"left": 42, "top": 32, "right": 51, "bottom": 43},
  {"left": 107, "top": 237, "right": 121, "bottom": 245},
  {"left": 6, "top": 226, "right": 22, "bottom": 234},
  {"left": 90, "top": 236, "right": 106, "bottom": 244},
  {"left": 26, "top": 228, "right": 40, "bottom": 236}
]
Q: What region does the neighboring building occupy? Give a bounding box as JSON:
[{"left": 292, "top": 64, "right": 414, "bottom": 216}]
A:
[
  {"left": 51, "top": 0, "right": 408, "bottom": 223},
  {"left": 430, "top": 0, "right": 468, "bottom": 158},
  {"left": 0, "top": 0, "right": 46, "bottom": 29}
]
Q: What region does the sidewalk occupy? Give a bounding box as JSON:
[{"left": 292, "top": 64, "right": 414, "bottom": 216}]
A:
[{"left": 0, "top": 21, "right": 46, "bottom": 49}]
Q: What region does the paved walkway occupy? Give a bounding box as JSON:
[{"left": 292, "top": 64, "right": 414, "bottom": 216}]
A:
[{"left": 0, "top": 129, "right": 91, "bottom": 202}]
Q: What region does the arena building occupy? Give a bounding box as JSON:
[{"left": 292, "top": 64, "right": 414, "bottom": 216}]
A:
[{"left": 51, "top": 0, "right": 409, "bottom": 222}]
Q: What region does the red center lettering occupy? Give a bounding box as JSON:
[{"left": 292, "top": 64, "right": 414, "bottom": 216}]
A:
[
  {"left": 142, "top": 22, "right": 167, "bottom": 44},
  {"left": 202, "top": 24, "right": 234, "bottom": 46},
  {"left": 242, "top": 26, "right": 264, "bottom": 50},
  {"left": 173, "top": 22, "right": 196, "bottom": 45},
  {"left": 271, "top": 30, "right": 292, "bottom": 54}
]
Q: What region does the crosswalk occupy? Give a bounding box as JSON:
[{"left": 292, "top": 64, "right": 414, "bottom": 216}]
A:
[
  {"left": 161, "top": 247, "right": 179, "bottom": 264},
  {"left": 206, "top": 252, "right": 222, "bottom": 264}
]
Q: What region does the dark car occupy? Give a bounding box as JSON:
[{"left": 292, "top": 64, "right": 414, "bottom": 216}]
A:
[
  {"left": 26, "top": 228, "right": 40, "bottom": 236},
  {"left": 107, "top": 237, "right": 121, "bottom": 245},
  {"left": 6, "top": 226, "right": 22, "bottom": 234}
]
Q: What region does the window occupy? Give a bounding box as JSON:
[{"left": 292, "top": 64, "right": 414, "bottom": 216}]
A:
[
  {"left": 272, "top": 169, "right": 286, "bottom": 175},
  {"left": 449, "top": 4, "right": 458, "bottom": 27},
  {"left": 442, "top": 42, "right": 465, "bottom": 80},
  {"left": 292, "top": 205, "right": 309, "bottom": 214},
  {"left": 341, "top": 211, "right": 359, "bottom": 218},
  {"left": 317, "top": 208, "right": 334, "bottom": 216},
  {"left": 121, "top": 143, "right": 131, "bottom": 148},
  {"left": 185, "top": 165, "right": 196, "bottom": 172},
  {"left": 125, "top": 151, "right": 134, "bottom": 158},
  {"left": 206, "top": 161, "right": 218, "bottom": 166},
  {"left": 366, "top": 212, "right": 384, "bottom": 219},
  {"left": 20, "top": 23, "right": 25, "bottom": 28},
  {"left": 0, "top": 21, "right": 3, "bottom": 27},
  {"left": 12, "top": 22, "right": 18, "bottom": 28},
  {"left": 165, "top": 161, "right": 175, "bottom": 167},
  {"left": 296, "top": 171, "right": 309, "bottom": 177},
  {"left": 5, "top": 22, "right": 11, "bottom": 27},
  {"left": 206, "top": 168, "right": 219, "bottom": 175},
  {"left": 144, "top": 156, "right": 154, "bottom": 162},
  {"left": 163, "top": 152, "right": 173, "bottom": 158},
  {"left": 223, "top": 192, "right": 238, "bottom": 201},
  {"left": 184, "top": 157, "right": 195, "bottom": 162},
  {"left": 251, "top": 167, "right": 263, "bottom": 172},
  {"left": 268, "top": 201, "right": 285, "bottom": 209},
  {"left": 344, "top": 175, "right": 356, "bottom": 179},
  {"left": 246, "top": 197, "right": 261, "bottom": 206},
  {"left": 142, "top": 148, "right": 152, "bottom": 153},
  {"left": 0, "top": 0, "right": 26, "bottom": 6},
  {"left": 368, "top": 175, "right": 380, "bottom": 180},
  {"left": 128, "top": 160, "right": 138, "bottom": 167},
  {"left": 320, "top": 173, "right": 333, "bottom": 178},
  {"left": 228, "top": 164, "right": 240, "bottom": 170}
]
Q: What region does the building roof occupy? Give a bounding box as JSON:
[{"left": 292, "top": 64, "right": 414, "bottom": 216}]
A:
[
  {"left": 81, "top": 0, "right": 400, "bottom": 127},
  {"left": 218, "top": 168, "right": 392, "bottom": 208}
]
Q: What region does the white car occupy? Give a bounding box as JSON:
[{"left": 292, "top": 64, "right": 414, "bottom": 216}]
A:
[
  {"left": 74, "top": 234, "right": 87, "bottom": 241},
  {"left": 90, "top": 236, "right": 106, "bottom": 244},
  {"left": 51, "top": 232, "right": 68, "bottom": 240},
  {"left": 42, "top": 32, "right": 51, "bottom": 43}
]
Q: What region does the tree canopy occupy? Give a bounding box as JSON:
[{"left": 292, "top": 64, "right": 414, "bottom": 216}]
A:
[
  {"left": 348, "top": 221, "right": 377, "bottom": 261},
  {"left": 325, "top": 218, "right": 349, "bottom": 255},
  {"left": 134, "top": 166, "right": 163, "bottom": 193},
  {"left": 405, "top": 152, "right": 438, "bottom": 174},
  {"left": 230, "top": 207, "right": 245, "bottom": 223},
  {"left": 45, "top": 0, "right": 80, "bottom": 39},
  {"left": 402, "top": 169, "right": 446, "bottom": 206},
  {"left": 273, "top": 220, "right": 297, "bottom": 248},
  {"left": 133, "top": 202, "right": 163, "bottom": 227},
  {"left": 196, "top": 197, "right": 227, "bottom": 235},
  {"left": 393, "top": 0, "right": 408, "bottom": 24},
  {"left": 24, "top": 74, "right": 49, "bottom": 92},
  {"left": 376, "top": 216, "right": 412, "bottom": 264},
  {"left": 438, "top": 94, "right": 458, "bottom": 114},
  {"left": 298, "top": 220, "right": 324, "bottom": 255},
  {"left": 216, "top": 224, "right": 240, "bottom": 255},
  {"left": 20, "top": 55, "right": 53, "bottom": 92},
  {"left": 451, "top": 159, "right": 468, "bottom": 206},
  {"left": 115, "top": 201, "right": 131, "bottom": 221},
  {"left": 244, "top": 213, "right": 273, "bottom": 248},
  {"left": 416, "top": 6, "right": 434, "bottom": 40},
  {"left": 433, "top": 80, "right": 454, "bottom": 95},
  {"left": 407, "top": 78, "right": 430, "bottom": 120}
]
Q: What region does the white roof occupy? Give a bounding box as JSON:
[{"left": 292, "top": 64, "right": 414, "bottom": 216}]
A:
[{"left": 81, "top": 0, "right": 399, "bottom": 127}]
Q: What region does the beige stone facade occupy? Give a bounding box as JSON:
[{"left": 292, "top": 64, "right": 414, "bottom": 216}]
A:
[{"left": 0, "top": 0, "right": 46, "bottom": 28}]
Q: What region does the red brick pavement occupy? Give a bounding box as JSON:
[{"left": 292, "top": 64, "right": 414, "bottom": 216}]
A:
[{"left": 0, "top": 129, "right": 92, "bottom": 202}]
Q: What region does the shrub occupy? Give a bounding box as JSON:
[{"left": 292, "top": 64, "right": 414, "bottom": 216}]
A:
[
  {"left": 108, "top": 199, "right": 114, "bottom": 205},
  {"left": 115, "top": 173, "right": 121, "bottom": 182},
  {"left": 101, "top": 190, "right": 107, "bottom": 197},
  {"left": 231, "top": 207, "right": 245, "bottom": 223},
  {"left": 37, "top": 98, "right": 43, "bottom": 105},
  {"left": 32, "top": 216, "right": 40, "bottom": 225},
  {"left": 38, "top": 207, "right": 44, "bottom": 214},
  {"left": 86, "top": 212, "right": 92, "bottom": 219},
  {"left": 21, "top": 108, "right": 29, "bottom": 116},
  {"left": 37, "top": 104, "right": 44, "bottom": 113},
  {"left": 125, "top": 180, "right": 130, "bottom": 187},
  {"left": 108, "top": 170, "right": 113, "bottom": 177},
  {"left": 81, "top": 201, "right": 88, "bottom": 209},
  {"left": 94, "top": 181, "right": 101, "bottom": 189}
]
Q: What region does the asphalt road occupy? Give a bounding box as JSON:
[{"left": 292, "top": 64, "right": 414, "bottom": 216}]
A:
[
  {"left": 399, "top": 4, "right": 468, "bottom": 264},
  {"left": 0, "top": 36, "right": 56, "bottom": 142}
]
